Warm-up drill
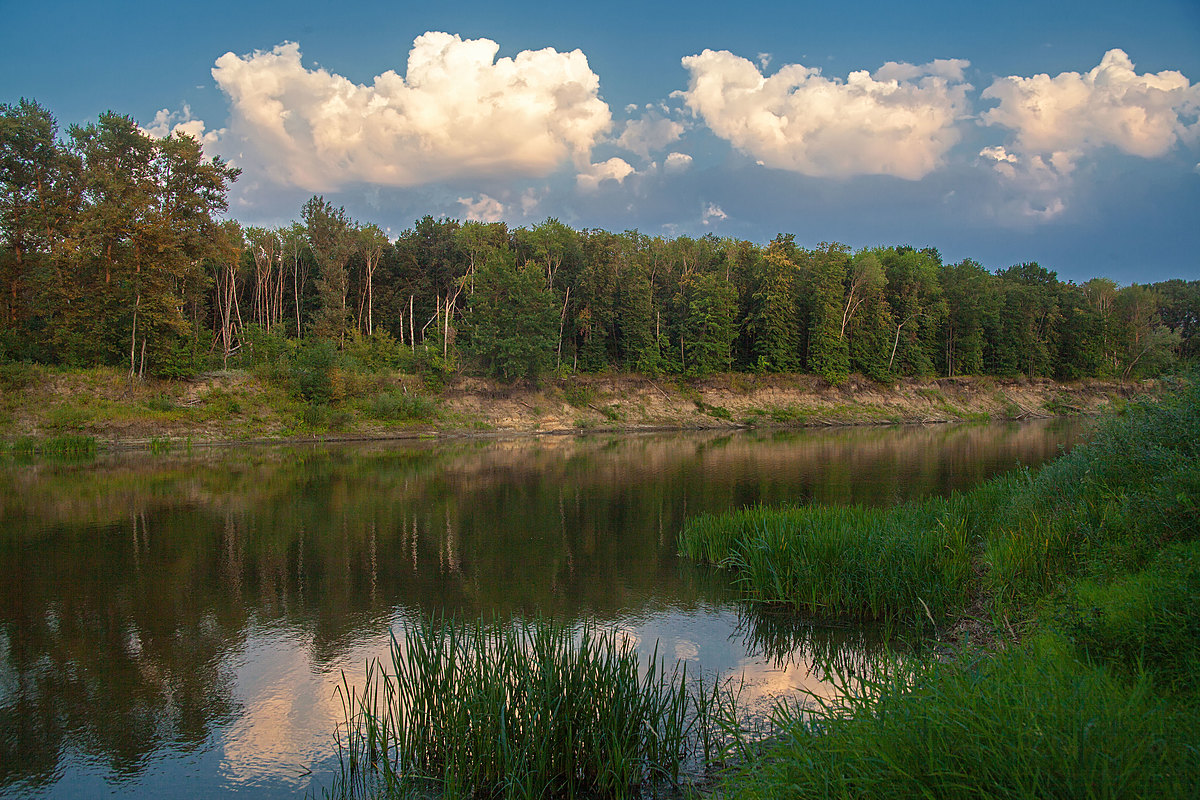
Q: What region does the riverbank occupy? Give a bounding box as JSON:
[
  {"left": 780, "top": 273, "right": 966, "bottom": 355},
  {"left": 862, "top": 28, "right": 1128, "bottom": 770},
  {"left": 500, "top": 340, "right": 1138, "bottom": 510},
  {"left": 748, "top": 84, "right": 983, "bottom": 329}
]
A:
[
  {"left": 687, "top": 376, "right": 1200, "bottom": 798},
  {"left": 0, "top": 362, "right": 1156, "bottom": 450}
]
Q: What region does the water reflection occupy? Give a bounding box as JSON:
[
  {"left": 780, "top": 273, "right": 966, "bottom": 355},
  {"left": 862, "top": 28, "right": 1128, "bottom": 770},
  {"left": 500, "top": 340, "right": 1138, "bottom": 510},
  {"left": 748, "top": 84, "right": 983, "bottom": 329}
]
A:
[{"left": 0, "top": 420, "right": 1086, "bottom": 797}]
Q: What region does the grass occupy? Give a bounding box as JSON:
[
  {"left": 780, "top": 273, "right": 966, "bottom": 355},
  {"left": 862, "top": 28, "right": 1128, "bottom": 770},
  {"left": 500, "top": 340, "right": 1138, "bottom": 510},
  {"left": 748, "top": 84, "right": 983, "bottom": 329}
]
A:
[
  {"left": 729, "top": 634, "right": 1199, "bottom": 799},
  {"left": 680, "top": 500, "right": 972, "bottom": 627},
  {"left": 324, "top": 615, "right": 746, "bottom": 800},
  {"left": 2, "top": 433, "right": 98, "bottom": 458},
  {"left": 683, "top": 374, "right": 1200, "bottom": 799}
]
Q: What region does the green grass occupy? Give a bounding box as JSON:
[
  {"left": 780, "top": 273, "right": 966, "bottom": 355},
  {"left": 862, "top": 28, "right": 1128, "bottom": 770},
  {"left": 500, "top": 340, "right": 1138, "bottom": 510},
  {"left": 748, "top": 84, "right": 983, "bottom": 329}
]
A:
[
  {"left": 685, "top": 375, "right": 1200, "bottom": 799},
  {"left": 3, "top": 433, "right": 98, "bottom": 458},
  {"left": 680, "top": 501, "right": 972, "bottom": 627},
  {"left": 728, "top": 634, "right": 1199, "bottom": 799},
  {"left": 325, "top": 615, "right": 741, "bottom": 800}
]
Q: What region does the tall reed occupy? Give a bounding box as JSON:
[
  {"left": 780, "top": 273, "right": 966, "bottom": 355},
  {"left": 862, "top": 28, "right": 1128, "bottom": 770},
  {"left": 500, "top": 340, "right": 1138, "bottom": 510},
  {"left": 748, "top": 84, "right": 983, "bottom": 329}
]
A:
[
  {"left": 326, "top": 615, "right": 750, "bottom": 800},
  {"left": 680, "top": 500, "right": 972, "bottom": 627}
]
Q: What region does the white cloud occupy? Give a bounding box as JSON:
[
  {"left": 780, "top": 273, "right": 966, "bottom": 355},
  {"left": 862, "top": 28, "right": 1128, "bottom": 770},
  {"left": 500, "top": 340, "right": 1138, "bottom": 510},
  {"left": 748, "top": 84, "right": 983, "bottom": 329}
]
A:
[
  {"left": 211, "top": 33, "right": 612, "bottom": 191},
  {"left": 981, "top": 49, "right": 1200, "bottom": 169},
  {"left": 978, "top": 50, "right": 1199, "bottom": 222},
  {"left": 664, "top": 152, "right": 693, "bottom": 173},
  {"left": 457, "top": 194, "right": 506, "bottom": 222},
  {"left": 141, "top": 105, "right": 222, "bottom": 148},
  {"left": 701, "top": 203, "right": 727, "bottom": 225},
  {"left": 680, "top": 50, "right": 971, "bottom": 179},
  {"left": 576, "top": 157, "right": 635, "bottom": 191},
  {"left": 615, "top": 116, "right": 685, "bottom": 160}
]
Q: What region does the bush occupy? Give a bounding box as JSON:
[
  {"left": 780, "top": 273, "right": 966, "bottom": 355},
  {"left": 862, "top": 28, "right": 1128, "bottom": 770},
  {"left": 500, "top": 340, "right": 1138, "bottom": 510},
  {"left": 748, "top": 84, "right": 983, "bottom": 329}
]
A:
[
  {"left": 289, "top": 339, "right": 342, "bottom": 403},
  {"left": 363, "top": 389, "right": 436, "bottom": 422}
]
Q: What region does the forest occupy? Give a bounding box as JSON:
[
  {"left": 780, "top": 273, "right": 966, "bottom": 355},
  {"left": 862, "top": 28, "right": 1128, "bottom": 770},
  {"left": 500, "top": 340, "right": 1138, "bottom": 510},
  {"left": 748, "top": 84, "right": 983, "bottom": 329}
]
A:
[{"left": 2, "top": 99, "right": 1197, "bottom": 385}]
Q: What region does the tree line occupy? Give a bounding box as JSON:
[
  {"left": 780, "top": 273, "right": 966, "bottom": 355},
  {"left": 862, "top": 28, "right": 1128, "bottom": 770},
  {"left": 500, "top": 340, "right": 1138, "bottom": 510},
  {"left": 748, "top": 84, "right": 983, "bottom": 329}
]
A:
[{"left": 2, "top": 99, "right": 1197, "bottom": 384}]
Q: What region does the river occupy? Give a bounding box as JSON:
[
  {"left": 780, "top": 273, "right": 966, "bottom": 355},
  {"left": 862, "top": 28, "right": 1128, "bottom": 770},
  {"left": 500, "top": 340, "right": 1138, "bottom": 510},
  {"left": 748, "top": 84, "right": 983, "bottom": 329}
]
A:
[{"left": 0, "top": 420, "right": 1086, "bottom": 798}]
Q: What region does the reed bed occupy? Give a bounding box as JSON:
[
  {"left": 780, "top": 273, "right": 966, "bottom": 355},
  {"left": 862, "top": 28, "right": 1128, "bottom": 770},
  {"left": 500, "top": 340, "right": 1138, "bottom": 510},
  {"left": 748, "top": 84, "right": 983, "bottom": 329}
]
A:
[
  {"left": 729, "top": 634, "right": 1199, "bottom": 799},
  {"left": 3, "top": 433, "right": 98, "bottom": 457},
  {"left": 693, "top": 377, "right": 1200, "bottom": 798},
  {"left": 326, "top": 616, "right": 751, "bottom": 800},
  {"left": 679, "top": 500, "right": 972, "bottom": 627}
]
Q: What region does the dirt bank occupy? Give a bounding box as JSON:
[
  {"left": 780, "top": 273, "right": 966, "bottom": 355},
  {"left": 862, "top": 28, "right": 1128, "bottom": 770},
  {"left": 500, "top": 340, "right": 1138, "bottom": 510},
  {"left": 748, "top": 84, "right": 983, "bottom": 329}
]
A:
[{"left": 0, "top": 365, "right": 1157, "bottom": 450}]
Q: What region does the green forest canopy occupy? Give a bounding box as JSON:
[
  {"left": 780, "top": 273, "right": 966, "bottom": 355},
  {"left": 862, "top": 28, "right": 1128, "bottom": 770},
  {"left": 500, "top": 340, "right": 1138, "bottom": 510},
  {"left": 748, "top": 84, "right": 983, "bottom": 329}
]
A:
[{"left": 2, "top": 99, "right": 1197, "bottom": 383}]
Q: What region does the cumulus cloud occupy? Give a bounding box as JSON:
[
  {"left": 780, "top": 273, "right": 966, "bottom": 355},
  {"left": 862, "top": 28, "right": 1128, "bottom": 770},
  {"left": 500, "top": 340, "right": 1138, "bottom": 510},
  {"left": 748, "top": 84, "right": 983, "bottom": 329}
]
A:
[
  {"left": 615, "top": 116, "right": 685, "bottom": 160},
  {"left": 212, "top": 33, "right": 612, "bottom": 191},
  {"left": 576, "top": 157, "right": 635, "bottom": 191},
  {"left": 979, "top": 50, "right": 1199, "bottom": 221},
  {"left": 981, "top": 49, "right": 1200, "bottom": 169},
  {"left": 664, "top": 152, "right": 693, "bottom": 173},
  {"left": 141, "top": 105, "right": 222, "bottom": 148},
  {"left": 701, "top": 203, "right": 727, "bottom": 225},
  {"left": 457, "top": 194, "right": 506, "bottom": 222},
  {"left": 679, "top": 50, "right": 971, "bottom": 179}
]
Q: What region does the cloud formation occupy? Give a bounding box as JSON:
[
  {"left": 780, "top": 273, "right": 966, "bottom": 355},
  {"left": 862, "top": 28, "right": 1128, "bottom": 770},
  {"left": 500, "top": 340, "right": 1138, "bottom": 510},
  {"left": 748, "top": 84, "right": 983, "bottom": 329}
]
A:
[
  {"left": 679, "top": 50, "right": 971, "bottom": 179},
  {"left": 614, "top": 115, "right": 685, "bottom": 160},
  {"left": 981, "top": 49, "right": 1200, "bottom": 169},
  {"left": 979, "top": 50, "right": 1199, "bottom": 221},
  {"left": 576, "top": 157, "right": 635, "bottom": 191},
  {"left": 457, "top": 194, "right": 506, "bottom": 222},
  {"left": 664, "top": 152, "right": 693, "bottom": 173},
  {"left": 141, "top": 105, "right": 222, "bottom": 147},
  {"left": 212, "top": 33, "right": 612, "bottom": 191}
]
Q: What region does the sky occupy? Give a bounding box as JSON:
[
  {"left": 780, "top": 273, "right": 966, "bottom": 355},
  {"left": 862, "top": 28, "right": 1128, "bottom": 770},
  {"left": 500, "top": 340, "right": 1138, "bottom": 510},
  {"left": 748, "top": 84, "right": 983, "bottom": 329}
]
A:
[{"left": 2, "top": 0, "right": 1199, "bottom": 284}]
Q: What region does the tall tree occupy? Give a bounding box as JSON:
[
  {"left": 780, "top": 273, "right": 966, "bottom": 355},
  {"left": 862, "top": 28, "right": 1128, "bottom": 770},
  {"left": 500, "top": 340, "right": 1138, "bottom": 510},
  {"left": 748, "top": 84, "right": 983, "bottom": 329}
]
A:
[
  {"left": 748, "top": 240, "right": 801, "bottom": 372},
  {"left": 805, "top": 242, "right": 851, "bottom": 384},
  {"left": 303, "top": 196, "right": 355, "bottom": 345}
]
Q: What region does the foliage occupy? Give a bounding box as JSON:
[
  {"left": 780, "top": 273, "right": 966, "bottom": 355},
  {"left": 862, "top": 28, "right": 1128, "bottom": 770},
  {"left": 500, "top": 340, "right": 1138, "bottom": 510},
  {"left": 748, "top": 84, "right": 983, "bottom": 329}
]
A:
[
  {"left": 2, "top": 100, "right": 1197, "bottom": 384},
  {"left": 326, "top": 615, "right": 728, "bottom": 800},
  {"left": 727, "top": 635, "right": 1199, "bottom": 800},
  {"left": 466, "top": 254, "right": 558, "bottom": 382},
  {"left": 680, "top": 500, "right": 971, "bottom": 627}
]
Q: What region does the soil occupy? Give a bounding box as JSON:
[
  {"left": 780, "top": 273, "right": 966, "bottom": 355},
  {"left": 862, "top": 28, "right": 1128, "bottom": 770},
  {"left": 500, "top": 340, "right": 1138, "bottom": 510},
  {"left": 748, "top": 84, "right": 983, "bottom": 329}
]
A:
[{"left": 0, "top": 367, "right": 1158, "bottom": 450}]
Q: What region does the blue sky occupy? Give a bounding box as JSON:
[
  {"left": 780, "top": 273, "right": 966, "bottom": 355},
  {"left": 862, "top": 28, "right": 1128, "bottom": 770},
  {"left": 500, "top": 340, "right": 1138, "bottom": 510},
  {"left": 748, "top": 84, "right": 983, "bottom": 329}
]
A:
[{"left": 3, "top": 0, "right": 1198, "bottom": 284}]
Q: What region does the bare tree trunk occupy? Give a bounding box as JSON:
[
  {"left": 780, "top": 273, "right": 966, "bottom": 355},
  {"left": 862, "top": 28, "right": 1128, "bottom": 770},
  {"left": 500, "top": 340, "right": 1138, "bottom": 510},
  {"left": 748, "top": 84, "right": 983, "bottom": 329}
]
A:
[
  {"left": 557, "top": 286, "right": 570, "bottom": 368},
  {"left": 409, "top": 295, "right": 415, "bottom": 351},
  {"left": 129, "top": 293, "right": 140, "bottom": 378}
]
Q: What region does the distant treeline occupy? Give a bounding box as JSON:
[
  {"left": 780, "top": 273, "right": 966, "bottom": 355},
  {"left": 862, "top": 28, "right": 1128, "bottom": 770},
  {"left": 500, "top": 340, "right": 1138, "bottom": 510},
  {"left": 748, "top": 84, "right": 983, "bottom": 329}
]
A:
[{"left": 2, "top": 99, "right": 1197, "bottom": 382}]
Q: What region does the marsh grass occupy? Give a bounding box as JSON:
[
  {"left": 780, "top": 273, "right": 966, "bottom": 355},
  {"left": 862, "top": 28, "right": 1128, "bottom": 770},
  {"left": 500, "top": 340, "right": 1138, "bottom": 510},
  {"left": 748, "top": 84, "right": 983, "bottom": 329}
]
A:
[
  {"left": 679, "top": 501, "right": 971, "bottom": 627},
  {"left": 15, "top": 433, "right": 98, "bottom": 457},
  {"left": 688, "top": 376, "right": 1200, "bottom": 798},
  {"left": 326, "top": 616, "right": 753, "bottom": 800},
  {"left": 728, "top": 635, "right": 1199, "bottom": 800}
]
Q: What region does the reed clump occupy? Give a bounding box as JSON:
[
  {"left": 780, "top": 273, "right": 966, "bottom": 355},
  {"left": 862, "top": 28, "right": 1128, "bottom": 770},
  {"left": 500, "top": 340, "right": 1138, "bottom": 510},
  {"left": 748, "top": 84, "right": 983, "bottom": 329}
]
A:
[
  {"left": 679, "top": 500, "right": 971, "bottom": 627},
  {"left": 327, "top": 615, "right": 745, "bottom": 800}
]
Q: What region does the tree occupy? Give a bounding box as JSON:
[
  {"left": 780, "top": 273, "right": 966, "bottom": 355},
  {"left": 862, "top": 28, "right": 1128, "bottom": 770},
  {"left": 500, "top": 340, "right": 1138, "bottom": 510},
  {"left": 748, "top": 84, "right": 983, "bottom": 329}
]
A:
[
  {"left": 747, "top": 240, "right": 801, "bottom": 372},
  {"left": 303, "top": 196, "right": 355, "bottom": 345},
  {"left": 881, "top": 247, "right": 945, "bottom": 376},
  {"left": 989, "top": 263, "right": 1060, "bottom": 378},
  {"left": 805, "top": 243, "right": 851, "bottom": 384},
  {"left": 355, "top": 224, "right": 388, "bottom": 336},
  {"left": 0, "top": 99, "right": 79, "bottom": 356},
  {"left": 466, "top": 252, "right": 558, "bottom": 382},
  {"left": 680, "top": 271, "right": 737, "bottom": 376},
  {"left": 939, "top": 259, "right": 996, "bottom": 376}
]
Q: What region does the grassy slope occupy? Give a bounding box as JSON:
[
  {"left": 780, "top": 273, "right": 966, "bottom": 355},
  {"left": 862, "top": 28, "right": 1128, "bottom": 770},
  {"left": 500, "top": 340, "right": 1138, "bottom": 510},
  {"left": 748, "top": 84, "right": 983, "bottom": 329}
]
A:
[
  {"left": 683, "top": 376, "right": 1200, "bottom": 798},
  {"left": 0, "top": 361, "right": 1154, "bottom": 449}
]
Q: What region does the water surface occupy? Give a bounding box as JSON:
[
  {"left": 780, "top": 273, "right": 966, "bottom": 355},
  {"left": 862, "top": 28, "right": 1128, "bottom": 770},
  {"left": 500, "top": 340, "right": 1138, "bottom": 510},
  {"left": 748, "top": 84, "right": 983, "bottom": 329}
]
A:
[{"left": 0, "top": 420, "right": 1086, "bottom": 797}]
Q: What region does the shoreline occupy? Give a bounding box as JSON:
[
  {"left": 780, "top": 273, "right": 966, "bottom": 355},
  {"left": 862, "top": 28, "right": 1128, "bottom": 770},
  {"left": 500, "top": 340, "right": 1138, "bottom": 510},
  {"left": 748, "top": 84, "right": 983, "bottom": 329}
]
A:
[{"left": 0, "top": 366, "right": 1158, "bottom": 452}]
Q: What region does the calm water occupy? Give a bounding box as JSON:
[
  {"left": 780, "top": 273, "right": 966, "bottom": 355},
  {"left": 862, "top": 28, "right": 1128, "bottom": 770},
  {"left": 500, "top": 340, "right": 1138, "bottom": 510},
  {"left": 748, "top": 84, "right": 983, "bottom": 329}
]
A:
[{"left": 0, "top": 420, "right": 1086, "bottom": 798}]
